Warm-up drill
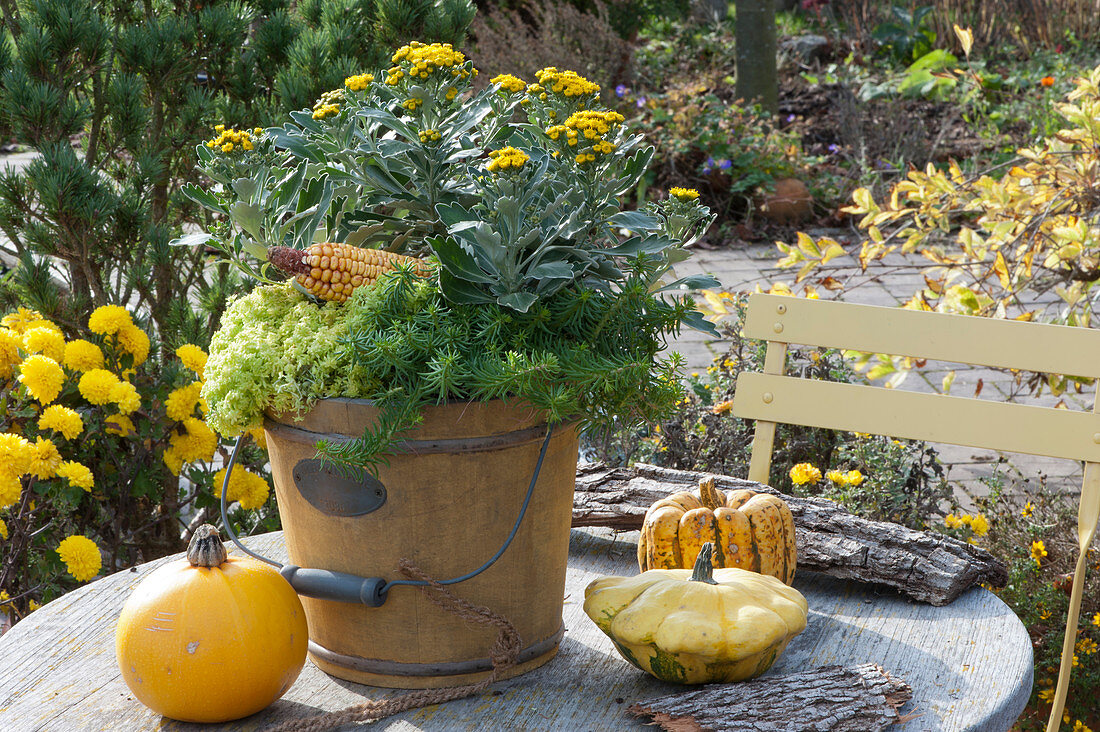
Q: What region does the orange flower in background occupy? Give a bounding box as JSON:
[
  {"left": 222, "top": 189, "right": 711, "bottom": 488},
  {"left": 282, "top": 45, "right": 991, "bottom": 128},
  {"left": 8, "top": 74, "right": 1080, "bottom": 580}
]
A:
[{"left": 1040, "top": 76, "right": 1055, "bottom": 87}]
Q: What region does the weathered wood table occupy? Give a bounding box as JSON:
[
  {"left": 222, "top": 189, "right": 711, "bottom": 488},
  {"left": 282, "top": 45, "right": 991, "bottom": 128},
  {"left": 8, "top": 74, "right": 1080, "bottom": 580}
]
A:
[{"left": 0, "top": 528, "right": 1032, "bottom": 731}]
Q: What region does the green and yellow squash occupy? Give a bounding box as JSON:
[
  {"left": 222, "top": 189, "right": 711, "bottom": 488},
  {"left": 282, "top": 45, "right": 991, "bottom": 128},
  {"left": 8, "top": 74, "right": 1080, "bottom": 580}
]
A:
[{"left": 584, "top": 542, "right": 808, "bottom": 684}]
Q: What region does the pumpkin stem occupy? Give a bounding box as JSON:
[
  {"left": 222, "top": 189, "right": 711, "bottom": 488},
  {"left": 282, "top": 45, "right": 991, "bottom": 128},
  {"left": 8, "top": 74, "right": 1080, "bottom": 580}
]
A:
[
  {"left": 698, "top": 477, "right": 724, "bottom": 510},
  {"left": 188, "top": 524, "right": 229, "bottom": 568},
  {"left": 690, "top": 543, "right": 718, "bottom": 584}
]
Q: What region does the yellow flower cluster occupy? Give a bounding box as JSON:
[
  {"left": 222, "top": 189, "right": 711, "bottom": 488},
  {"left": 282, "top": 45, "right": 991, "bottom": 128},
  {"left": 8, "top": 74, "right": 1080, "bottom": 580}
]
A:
[
  {"left": 344, "top": 73, "right": 375, "bottom": 92},
  {"left": 205, "top": 125, "right": 260, "bottom": 153},
  {"left": 38, "top": 405, "right": 84, "bottom": 440},
  {"left": 57, "top": 460, "right": 94, "bottom": 491},
  {"left": 825, "top": 469, "right": 864, "bottom": 487},
  {"left": 944, "top": 512, "right": 990, "bottom": 536},
  {"left": 213, "top": 466, "right": 271, "bottom": 510},
  {"left": 163, "top": 417, "right": 217, "bottom": 475},
  {"left": 0, "top": 433, "right": 33, "bottom": 507},
  {"left": 56, "top": 534, "right": 101, "bottom": 582},
  {"left": 670, "top": 187, "right": 701, "bottom": 202},
  {"left": 1031, "top": 539, "right": 1048, "bottom": 566},
  {"left": 23, "top": 325, "right": 65, "bottom": 362},
  {"left": 486, "top": 146, "right": 530, "bottom": 173},
  {"left": 534, "top": 67, "right": 600, "bottom": 98},
  {"left": 1077, "top": 637, "right": 1098, "bottom": 655},
  {"left": 789, "top": 462, "right": 822, "bottom": 485},
  {"left": 388, "top": 42, "right": 469, "bottom": 85},
  {"left": 418, "top": 129, "right": 442, "bottom": 143},
  {"left": 63, "top": 339, "right": 105, "bottom": 372},
  {"left": 88, "top": 305, "right": 150, "bottom": 366},
  {"left": 491, "top": 74, "right": 527, "bottom": 94},
  {"left": 402, "top": 97, "right": 423, "bottom": 112},
  {"left": 18, "top": 355, "right": 65, "bottom": 404},
  {"left": 176, "top": 343, "right": 207, "bottom": 378},
  {"left": 0, "top": 516, "right": 7, "bottom": 540},
  {"left": 312, "top": 89, "right": 345, "bottom": 121},
  {"left": 166, "top": 381, "right": 204, "bottom": 422}
]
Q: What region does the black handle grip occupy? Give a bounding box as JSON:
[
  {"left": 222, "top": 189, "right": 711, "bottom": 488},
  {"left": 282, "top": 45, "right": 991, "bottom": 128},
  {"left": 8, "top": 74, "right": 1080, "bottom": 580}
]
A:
[{"left": 279, "top": 565, "right": 387, "bottom": 606}]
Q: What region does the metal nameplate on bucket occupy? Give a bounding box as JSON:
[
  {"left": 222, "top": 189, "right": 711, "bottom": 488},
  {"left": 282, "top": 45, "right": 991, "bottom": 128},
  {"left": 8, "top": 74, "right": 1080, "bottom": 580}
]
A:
[{"left": 292, "top": 459, "right": 386, "bottom": 517}]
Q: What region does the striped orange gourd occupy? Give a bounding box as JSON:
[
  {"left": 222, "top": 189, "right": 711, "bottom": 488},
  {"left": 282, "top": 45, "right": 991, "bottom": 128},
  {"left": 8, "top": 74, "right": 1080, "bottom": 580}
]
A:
[
  {"left": 637, "top": 477, "right": 797, "bottom": 584},
  {"left": 269, "top": 244, "right": 429, "bottom": 302}
]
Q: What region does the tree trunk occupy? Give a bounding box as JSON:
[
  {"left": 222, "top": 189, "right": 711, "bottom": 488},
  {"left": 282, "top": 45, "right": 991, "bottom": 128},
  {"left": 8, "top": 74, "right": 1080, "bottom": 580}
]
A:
[{"left": 735, "top": 0, "right": 778, "bottom": 114}]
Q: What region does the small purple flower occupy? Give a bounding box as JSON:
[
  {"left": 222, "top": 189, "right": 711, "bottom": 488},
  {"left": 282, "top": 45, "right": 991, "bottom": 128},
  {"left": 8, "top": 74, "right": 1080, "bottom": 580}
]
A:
[
  {"left": 615, "top": 85, "right": 628, "bottom": 98},
  {"left": 703, "top": 156, "right": 716, "bottom": 174},
  {"left": 827, "top": 144, "right": 840, "bottom": 154},
  {"left": 718, "top": 159, "right": 732, "bottom": 171},
  {"left": 636, "top": 97, "right": 647, "bottom": 108},
  {"left": 786, "top": 114, "right": 795, "bottom": 123}
]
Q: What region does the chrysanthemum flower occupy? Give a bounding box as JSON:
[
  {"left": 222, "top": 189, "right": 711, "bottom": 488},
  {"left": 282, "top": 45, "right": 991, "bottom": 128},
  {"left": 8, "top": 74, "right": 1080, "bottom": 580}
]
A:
[
  {"left": 0, "top": 516, "right": 7, "bottom": 540},
  {"left": 28, "top": 437, "right": 62, "bottom": 480},
  {"left": 0, "top": 328, "right": 21, "bottom": 378},
  {"left": 79, "top": 369, "right": 120, "bottom": 405},
  {"left": 62, "top": 339, "right": 105, "bottom": 372},
  {"left": 57, "top": 535, "right": 101, "bottom": 582},
  {"left": 88, "top": 305, "right": 133, "bottom": 336},
  {"left": 0, "top": 474, "right": 20, "bottom": 509},
  {"left": 1, "top": 307, "right": 45, "bottom": 334},
  {"left": 22, "top": 326, "right": 65, "bottom": 363},
  {"left": 162, "top": 446, "right": 183, "bottom": 475},
  {"left": 115, "top": 324, "right": 150, "bottom": 366},
  {"left": 110, "top": 380, "right": 141, "bottom": 414},
  {"left": 0, "top": 433, "right": 33, "bottom": 477},
  {"left": 18, "top": 355, "right": 66, "bottom": 404},
  {"left": 57, "top": 461, "right": 94, "bottom": 491},
  {"left": 105, "top": 413, "right": 135, "bottom": 437},
  {"left": 171, "top": 418, "right": 217, "bottom": 463},
  {"left": 247, "top": 426, "right": 268, "bottom": 450},
  {"left": 213, "top": 466, "right": 271, "bottom": 509},
  {"left": 788, "top": 462, "right": 822, "bottom": 485},
  {"left": 38, "top": 405, "right": 84, "bottom": 440},
  {"left": 166, "top": 382, "right": 203, "bottom": 422},
  {"left": 175, "top": 344, "right": 208, "bottom": 378}
]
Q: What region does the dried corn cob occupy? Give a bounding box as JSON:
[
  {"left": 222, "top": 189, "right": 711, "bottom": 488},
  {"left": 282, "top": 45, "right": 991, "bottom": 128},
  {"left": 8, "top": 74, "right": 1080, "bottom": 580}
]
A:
[{"left": 268, "top": 244, "right": 429, "bottom": 302}]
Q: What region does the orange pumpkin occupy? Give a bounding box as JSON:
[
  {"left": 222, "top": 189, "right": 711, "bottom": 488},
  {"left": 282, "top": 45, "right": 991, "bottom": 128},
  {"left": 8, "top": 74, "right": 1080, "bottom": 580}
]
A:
[
  {"left": 115, "top": 525, "right": 307, "bottom": 722},
  {"left": 637, "top": 478, "right": 797, "bottom": 584}
]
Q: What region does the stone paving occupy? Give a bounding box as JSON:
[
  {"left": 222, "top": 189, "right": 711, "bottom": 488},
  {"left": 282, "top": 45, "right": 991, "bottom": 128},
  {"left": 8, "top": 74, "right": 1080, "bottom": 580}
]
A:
[{"left": 666, "top": 237, "right": 1090, "bottom": 503}]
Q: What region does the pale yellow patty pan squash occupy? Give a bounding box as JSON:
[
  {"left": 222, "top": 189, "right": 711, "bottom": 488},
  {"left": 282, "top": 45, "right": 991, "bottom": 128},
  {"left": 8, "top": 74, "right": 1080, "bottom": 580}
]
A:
[{"left": 583, "top": 542, "right": 808, "bottom": 684}]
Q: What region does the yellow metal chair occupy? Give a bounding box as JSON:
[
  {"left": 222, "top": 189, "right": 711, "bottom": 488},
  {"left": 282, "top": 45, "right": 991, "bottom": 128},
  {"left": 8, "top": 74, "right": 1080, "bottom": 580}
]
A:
[{"left": 732, "top": 292, "right": 1100, "bottom": 731}]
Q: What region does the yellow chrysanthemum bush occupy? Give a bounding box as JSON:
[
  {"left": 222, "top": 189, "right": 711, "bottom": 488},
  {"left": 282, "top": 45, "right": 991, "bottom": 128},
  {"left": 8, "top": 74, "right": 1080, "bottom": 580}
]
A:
[{"left": 0, "top": 305, "right": 273, "bottom": 624}]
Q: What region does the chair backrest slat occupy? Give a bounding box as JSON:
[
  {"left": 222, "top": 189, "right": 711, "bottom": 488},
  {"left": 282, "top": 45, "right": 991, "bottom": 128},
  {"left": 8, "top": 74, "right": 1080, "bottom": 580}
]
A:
[
  {"left": 733, "top": 372, "right": 1100, "bottom": 463},
  {"left": 743, "top": 294, "right": 1100, "bottom": 378}
]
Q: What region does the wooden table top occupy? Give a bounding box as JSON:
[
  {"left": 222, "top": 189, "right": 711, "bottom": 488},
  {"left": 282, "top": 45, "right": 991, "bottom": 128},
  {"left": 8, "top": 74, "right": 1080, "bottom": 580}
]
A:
[{"left": 0, "top": 528, "right": 1032, "bottom": 731}]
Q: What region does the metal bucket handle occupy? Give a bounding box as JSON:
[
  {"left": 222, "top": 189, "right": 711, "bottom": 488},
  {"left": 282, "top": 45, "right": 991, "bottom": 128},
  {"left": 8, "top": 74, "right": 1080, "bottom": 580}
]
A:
[{"left": 218, "top": 424, "right": 555, "bottom": 608}]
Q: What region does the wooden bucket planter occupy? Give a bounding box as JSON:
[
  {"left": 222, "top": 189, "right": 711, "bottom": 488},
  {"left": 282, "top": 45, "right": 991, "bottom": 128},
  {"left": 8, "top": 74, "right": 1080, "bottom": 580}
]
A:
[{"left": 263, "top": 398, "right": 580, "bottom": 689}]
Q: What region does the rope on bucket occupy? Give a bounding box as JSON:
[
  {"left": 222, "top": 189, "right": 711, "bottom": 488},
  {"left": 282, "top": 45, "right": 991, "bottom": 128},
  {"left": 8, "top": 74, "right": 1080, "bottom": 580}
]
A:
[
  {"left": 262, "top": 559, "right": 522, "bottom": 732},
  {"left": 218, "top": 423, "right": 556, "bottom": 604}
]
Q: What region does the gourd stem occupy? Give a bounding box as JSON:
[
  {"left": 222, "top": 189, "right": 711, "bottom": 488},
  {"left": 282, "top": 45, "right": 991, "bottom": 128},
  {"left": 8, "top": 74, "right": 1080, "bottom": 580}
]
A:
[
  {"left": 188, "top": 525, "right": 229, "bottom": 567},
  {"left": 690, "top": 543, "right": 718, "bottom": 584}
]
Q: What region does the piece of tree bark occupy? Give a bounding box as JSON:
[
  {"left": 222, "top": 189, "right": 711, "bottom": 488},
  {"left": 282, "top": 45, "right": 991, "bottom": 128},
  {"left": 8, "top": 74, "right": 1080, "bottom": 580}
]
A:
[
  {"left": 572, "top": 463, "right": 1008, "bottom": 606},
  {"left": 627, "top": 663, "right": 912, "bottom": 732}
]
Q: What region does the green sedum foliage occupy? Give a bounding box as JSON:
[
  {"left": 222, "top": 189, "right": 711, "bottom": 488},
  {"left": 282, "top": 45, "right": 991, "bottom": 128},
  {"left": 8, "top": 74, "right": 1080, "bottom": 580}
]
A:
[{"left": 205, "top": 261, "right": 697, "bottom": 473}]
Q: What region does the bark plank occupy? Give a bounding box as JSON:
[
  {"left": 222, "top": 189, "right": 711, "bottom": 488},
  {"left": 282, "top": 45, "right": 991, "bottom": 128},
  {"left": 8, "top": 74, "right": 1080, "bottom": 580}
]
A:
[
  {"left": 627, "top": 663, "right": 912, "bottom": 732},
  {"left": 572, "top": 463, "right": 1008, "bottom": 605}
]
